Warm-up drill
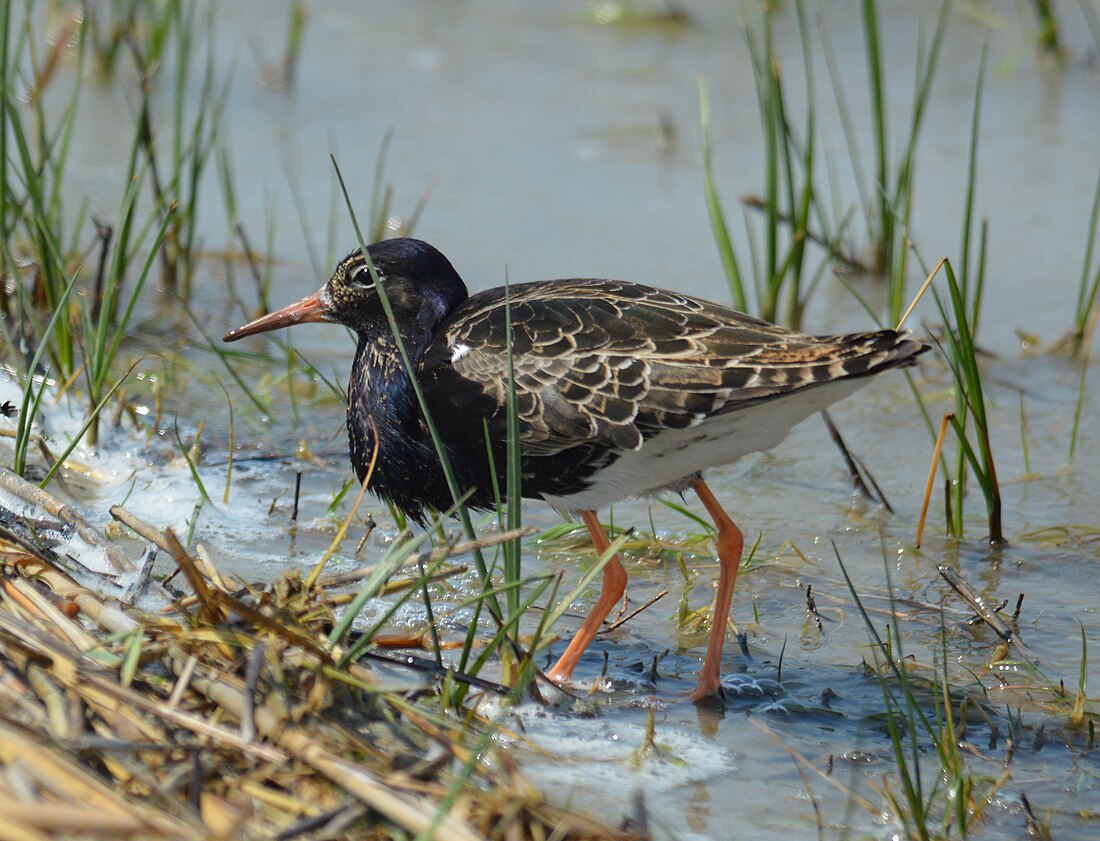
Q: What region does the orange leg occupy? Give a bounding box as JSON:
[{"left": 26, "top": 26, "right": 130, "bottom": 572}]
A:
[
  {"left": 689, "top": 476, "right": 744, "bottom": 702},
  {"left": 547, "top": 510, "right": 627, "bottom": 684}
]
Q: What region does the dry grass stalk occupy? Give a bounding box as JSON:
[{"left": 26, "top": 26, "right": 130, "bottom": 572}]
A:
[{"left": 0, "top": 485, "right": 642, "bottom": 840}]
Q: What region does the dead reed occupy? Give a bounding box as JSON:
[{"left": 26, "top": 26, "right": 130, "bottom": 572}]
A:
[{"left": 0, "top": 468, "right": 641, "bottom": 841}]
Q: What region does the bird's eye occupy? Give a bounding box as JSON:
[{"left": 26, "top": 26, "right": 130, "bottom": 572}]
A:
[{"left": 348, "top": 264, "right": 377, "bottom": 288}]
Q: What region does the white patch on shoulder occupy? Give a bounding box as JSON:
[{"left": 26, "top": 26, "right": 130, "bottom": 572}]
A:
[{"left": 450, "top": 343, "right": 471, "bottom": 363}]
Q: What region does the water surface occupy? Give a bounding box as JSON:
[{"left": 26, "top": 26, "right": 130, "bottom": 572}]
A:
[{"left": 5, "top": 2, "right": 1099, "bottom": 838}]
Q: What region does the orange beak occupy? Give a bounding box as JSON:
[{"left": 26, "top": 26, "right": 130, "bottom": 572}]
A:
[{"left": 223, "top": 293, "right": 329, "bottom": 342}]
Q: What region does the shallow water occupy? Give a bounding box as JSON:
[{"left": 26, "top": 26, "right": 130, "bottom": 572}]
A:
[{"left": 5, "top": 1, "right": 1100, "bottom": 838}]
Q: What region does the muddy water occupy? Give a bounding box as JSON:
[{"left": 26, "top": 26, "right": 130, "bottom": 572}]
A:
[{"left": 8, "top": 1, "right": 1100, "bottom": 838}]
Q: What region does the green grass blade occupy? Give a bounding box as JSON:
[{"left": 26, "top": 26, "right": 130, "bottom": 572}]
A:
[
  {"left": 12, "top": 269, "right": 80, "bottom": 475},
  {"left": 502, "top": 277, "right": 522, "bottom": 617},
  {"left": 699, "top": 79, "right": 747, "bottom": 311},
  {"left": 39, "top": 361, "right": 141, "bottom": 489},
  {"left": 330, "top": 156, "right": 504, "bottom": 634}
]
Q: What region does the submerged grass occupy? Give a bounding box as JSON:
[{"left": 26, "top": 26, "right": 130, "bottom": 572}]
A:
[{"left": 836, "top": 545, "right": 1012, "bottom": 840}]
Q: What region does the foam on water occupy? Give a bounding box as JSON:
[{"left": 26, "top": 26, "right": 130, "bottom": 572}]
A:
[
  {"left": 512, "top": 701, "right": 736, "bottom": 789},
  {"left": 0, "top": 370, "right": 359, "bottom": 582},
  {"left": 0, "top": 482, "right": 116, "bottom": 578}
]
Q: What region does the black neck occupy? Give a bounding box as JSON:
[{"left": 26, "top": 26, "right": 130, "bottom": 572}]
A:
[{"left": 345, "top": 334, "right": 452, "bottom": 523}]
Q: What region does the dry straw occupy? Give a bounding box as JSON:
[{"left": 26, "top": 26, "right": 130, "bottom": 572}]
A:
[{"left": 0, "top": 468, "right": 642, "bottom": 841}]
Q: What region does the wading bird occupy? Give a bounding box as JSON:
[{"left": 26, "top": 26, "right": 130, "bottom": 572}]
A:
[{"left": 225, "top": 238, "right": 926, "bottom": 701}]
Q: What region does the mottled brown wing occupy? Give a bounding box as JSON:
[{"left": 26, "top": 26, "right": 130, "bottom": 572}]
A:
[{"left": 419, "top": 279, "right": 923, "bottom": 456}]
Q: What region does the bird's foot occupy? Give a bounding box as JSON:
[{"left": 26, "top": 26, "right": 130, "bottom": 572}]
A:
[
  {"left": 545, "top": 668, "right": 569, "bottom": 686},
  {"left": 542, "top": 665, "right": 583, "bottom": 696},
  {"left": 546, "top": 648, "right": 583, "bottom": 688},
  {"left": 687, "top": 674, "right": 726, "bottom": 705}
]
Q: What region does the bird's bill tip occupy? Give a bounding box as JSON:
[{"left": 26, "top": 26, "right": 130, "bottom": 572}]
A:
[{"left": 223, "top": 293, "right": 328, "bottom": 342}]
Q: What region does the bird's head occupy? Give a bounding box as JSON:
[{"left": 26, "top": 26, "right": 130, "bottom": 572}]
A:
[{"left": 223, "top": 238, "right": 468, "bottom": 344}]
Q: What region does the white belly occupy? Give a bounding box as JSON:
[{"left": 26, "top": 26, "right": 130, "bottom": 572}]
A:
[{"left": 538, "top": 377, "right": 867, "bottom": 512}]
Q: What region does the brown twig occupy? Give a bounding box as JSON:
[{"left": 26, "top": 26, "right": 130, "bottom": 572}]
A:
[
  {"left": 938, "top": 566, "right": 1040, "bottom": 666},
  {"left": 916, "top": 413, "right": 952, "bottom": 548},
  {"left": 604, "top": 589, "right": 669, "bottom": 633},
  {"left": 820, "top": 411, "right": 892, "bottom": 511}
]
